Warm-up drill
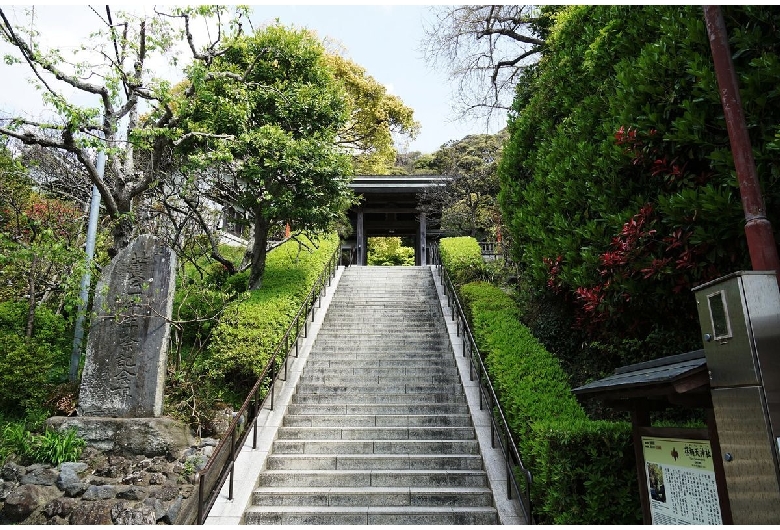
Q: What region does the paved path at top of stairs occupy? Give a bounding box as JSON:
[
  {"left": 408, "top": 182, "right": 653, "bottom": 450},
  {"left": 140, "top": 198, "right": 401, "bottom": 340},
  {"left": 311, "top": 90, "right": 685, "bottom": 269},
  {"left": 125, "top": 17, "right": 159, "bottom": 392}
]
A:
[{"left": 243, "top": 266, "right": 499, "bottom": 525}]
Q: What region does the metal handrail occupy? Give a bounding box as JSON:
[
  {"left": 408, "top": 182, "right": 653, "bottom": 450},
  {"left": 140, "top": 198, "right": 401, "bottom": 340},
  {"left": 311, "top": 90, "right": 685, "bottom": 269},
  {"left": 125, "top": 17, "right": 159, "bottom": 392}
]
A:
[
  {"left": 433, "top": 247, "right": 534, "bottom": 524},
  {"left": 196, "top": 244, "right": 339, "bottom": 524}
]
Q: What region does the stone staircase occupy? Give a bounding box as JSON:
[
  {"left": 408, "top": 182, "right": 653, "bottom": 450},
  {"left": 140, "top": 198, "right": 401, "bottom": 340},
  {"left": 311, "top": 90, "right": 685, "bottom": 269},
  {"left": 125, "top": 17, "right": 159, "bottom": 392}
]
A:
[{"left": 242, "top": 266, "right": 499, "bottom": 525}]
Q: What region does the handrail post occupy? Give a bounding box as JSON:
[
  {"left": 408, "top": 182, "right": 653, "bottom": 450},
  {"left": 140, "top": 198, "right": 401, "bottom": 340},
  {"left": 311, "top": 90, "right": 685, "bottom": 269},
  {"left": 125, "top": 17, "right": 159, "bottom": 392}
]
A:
[
  {"left": 228, "top": 428, "right": 235, "bottom": 500},
  {"left": 197, "top": 474, "right": 205, "bottom": 524},
  {"left": 270, "top": 358, "right": 275, "bottom": 411},
  {"left": 252, "top": 388, "right": 259, "bottom": 449}
]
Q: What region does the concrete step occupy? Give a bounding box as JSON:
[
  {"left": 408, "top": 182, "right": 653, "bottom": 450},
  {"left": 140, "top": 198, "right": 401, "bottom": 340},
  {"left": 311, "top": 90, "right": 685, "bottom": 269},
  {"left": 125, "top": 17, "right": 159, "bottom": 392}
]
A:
[
  {"left": 285, "top": 403, "right": 471, "bottom": 416},
  {"left": 254, "top": 469, "right": 489, "bottom": 488},
  {"left": 294, "top": 383, "right": 465, "bottom": 395},
  {"left": 302, "top": 366, "right": 460, "bottom": 378},
  {"left": 271, "top": 439, "right": 481, "bottom": 455},
  {"left": 304, "top": 359, "right": 452, "bottom": 369},
  {"left": 297, "top": 374, "right": 462, "bottom": 386},
  {"left": 251, "top": 486, "right": 494, "bottom": 507},
  {"left": 275, "top": 426, "right": 477, "bottom": 441},
  {"left": 290, "top": 393, "right": 467, "bottom": 405},
  {"left": 238, "top": 267, "right": 499, "bottom": 526},
  {"left": 282, "top": 414, "right": 472, "bottom": 427},
  {"left": 243, "top": 505, "right": 498, "bottom": 525},
  {"left": 264, "top": 454, "right": 485, "bottom": 471}
]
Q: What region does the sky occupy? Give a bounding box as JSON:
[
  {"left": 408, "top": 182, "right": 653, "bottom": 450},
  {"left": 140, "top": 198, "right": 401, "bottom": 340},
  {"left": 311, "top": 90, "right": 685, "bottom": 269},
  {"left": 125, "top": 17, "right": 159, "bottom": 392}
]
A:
[{"left": 0, "top": 4, "right": 507, "bottom": 155}]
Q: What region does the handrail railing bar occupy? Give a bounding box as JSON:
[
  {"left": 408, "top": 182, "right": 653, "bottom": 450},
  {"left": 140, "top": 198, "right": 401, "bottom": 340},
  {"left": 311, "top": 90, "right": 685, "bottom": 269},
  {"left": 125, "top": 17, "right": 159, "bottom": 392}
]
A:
[
  {"left": 435, "top": 248, "right": 534, "bottom": 524},
  {"left": 196, "top": 244, "right": 340, "bottom": 524}
]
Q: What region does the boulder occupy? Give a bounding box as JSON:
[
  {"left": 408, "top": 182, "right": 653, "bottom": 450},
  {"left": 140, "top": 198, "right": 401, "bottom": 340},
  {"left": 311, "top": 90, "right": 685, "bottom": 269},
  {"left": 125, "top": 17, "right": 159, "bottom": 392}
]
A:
[
  {"left": 43, "top": 496, "right": 78, "bottom": 518},
  {"left": 111, "top": 501, "right": 157, "bottom": 525},
  {"left": 82, "top": 484, "right": 117, "bottom": 501},
  {"left": 1, "top": 462, "right": 25, "bottom": 482},
  {"left": 2, "top": 484, "right": 58, "bottom": 521},
  {"left": 69, "top": 501, "right": 113, "bottom": 525},
  {"left": 47, "top": 416, "right": 194, "bottom": 457}
]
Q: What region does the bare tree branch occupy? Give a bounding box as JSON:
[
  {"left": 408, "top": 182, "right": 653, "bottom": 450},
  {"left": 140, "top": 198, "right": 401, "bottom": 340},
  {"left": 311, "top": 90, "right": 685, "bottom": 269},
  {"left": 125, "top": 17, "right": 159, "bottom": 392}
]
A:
[{"left": 421, "top": 5, "right": 545, "bottom": 125}]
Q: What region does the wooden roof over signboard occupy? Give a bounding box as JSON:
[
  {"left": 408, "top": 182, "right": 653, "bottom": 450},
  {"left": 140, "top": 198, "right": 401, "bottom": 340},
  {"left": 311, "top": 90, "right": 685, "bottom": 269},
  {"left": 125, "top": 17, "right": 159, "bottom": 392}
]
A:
[{"left": 572, "top": 350, "right": 711, "bottom": 410}]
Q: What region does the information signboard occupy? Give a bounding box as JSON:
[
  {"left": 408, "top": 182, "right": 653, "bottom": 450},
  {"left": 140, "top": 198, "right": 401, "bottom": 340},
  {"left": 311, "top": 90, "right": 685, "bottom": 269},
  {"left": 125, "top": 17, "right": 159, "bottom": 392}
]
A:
[{"left": 641, "top": 436, "right": 722, "bottom": 525}]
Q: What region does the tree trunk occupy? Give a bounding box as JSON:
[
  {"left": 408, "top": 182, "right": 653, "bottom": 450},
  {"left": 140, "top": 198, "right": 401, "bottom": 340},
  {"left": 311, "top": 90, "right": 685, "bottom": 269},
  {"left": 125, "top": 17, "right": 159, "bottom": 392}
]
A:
[
  {"left": 248, "top": 213, "right": 270, "bottom": 290},
  {"left": 111, "top": 214, "right": 135, "bottom": 257}
]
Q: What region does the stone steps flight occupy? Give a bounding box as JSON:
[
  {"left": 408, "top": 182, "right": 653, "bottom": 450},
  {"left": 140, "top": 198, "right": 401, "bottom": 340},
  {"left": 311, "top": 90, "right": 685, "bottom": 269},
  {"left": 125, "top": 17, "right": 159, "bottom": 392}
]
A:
[{"left": 242, "top": 266, "right": 498, "bottom": 525}]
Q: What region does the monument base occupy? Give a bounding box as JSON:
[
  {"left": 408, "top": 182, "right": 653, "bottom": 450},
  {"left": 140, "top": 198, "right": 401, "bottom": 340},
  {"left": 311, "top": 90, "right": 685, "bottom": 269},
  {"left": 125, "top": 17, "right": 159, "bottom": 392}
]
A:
[{"left": 47, "top": 416, "right": 195, "bottom": 458}]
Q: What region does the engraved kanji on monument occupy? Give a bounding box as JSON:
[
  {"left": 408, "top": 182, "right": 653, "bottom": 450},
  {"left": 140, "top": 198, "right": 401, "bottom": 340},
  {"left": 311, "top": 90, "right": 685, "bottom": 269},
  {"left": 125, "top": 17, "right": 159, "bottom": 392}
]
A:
[{"left": 78, "top": 235, "right": 177, "bottom": 418}]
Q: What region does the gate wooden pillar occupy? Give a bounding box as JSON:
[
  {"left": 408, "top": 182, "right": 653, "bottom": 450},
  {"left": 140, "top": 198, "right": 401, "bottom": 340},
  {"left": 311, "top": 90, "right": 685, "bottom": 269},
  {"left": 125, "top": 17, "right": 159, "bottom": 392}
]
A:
[
  {"left": 417, "top": 212, "right": 427, "bottom": 266},
  {"left": 356, "top": 208, "right": 365, "bottom": 266}
]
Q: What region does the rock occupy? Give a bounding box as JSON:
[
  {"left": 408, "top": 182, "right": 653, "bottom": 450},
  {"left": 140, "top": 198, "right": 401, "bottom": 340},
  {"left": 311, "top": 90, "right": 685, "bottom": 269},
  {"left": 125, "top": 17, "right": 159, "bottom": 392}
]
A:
[
  {"left": 47, "top": 416, "right": 195, "bottom": 457},
  {"left": 87, "top": 476, "right": 113, "bottom": 486},
  {"left": 111, "top": 501, "right": 157, "bottom": 525},
  {"left": 2, "top": 484, "right": 57, "bottom": 521},
  {"left": 82, "top": 484, "right": 117, "bottom": 501},
  {"left": 1, "top": 462, "right": 25, "bottom": 482},
  {"left": 143, "top": 496, "right": 167, "bottom": 522},
  {"left": 163, "top": 495, "right": 184, "bottom": 524},
  {"left": 63, "top": 481, "right": 89, "bottom": 498},
  {"left": 44, "top": 496, "right": 77, "bottom": 518},
  {"left": 60, "top": 462, "right": 89, "bottom": 474},
  {"left": 0, "top": 480, "right": 16, "bottom": 501},
  {"left": 56, "top": 462, "right": 87, "bottom": 492},
  {"left": 149, "top": 472, "right": 166, "bottom": 485},
  {"left": 70, "top": 501, "right": 113, "bottom": 525},
  {"left": 78, "top": 235, "right": 176, "bottom": 418},
  {"left": 116, "top": 485, "right": 147, "bottom": 501},
  {"left": 149, "top": 456, "right": 169, "bottom": 472},
  {"left": 20, "top": 466, "right": 58, "bottom": 487},
  {"left": 150, "top": 484, "right": 178, "bottom": 502}
]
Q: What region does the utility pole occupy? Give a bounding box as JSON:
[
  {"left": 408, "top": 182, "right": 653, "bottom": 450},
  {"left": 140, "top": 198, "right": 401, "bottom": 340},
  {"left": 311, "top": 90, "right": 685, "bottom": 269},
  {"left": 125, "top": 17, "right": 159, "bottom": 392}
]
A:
[
  {"left": 703, "top": 5, "right": 780, "bottom": 284},
  {"left": 69, "top": 152, "right": 104, "bottom": 382}
]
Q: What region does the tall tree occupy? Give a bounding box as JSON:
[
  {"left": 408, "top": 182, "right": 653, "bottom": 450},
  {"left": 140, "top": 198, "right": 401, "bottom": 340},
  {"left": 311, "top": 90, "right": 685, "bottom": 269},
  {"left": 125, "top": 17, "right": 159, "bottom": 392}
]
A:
[
  {"left": 421, "top": 132, "right": 506, "bottom": 239},
  {"left": 421, "top": 5, "right": 550, "bottom": 125},
  {"left": 176, "top": 24, "right": 353, "bottom": 290},
  {"left": 0, "top": 6, "right": 247, "bottom": 254},
  {"left": 326, "top": 54, "right": 419, "bottom": 175}
]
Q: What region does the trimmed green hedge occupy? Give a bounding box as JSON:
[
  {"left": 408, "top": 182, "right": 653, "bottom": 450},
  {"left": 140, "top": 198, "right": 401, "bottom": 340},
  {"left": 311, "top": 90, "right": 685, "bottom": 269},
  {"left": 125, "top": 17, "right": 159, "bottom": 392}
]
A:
[
  {"left": 439, "top": 237, "right": 640, "bottom": 524},
  {"left": 204, "top": 233, "right": 339, "bottom": 385},
  {"left": 438, "top": 236, "right": 484, "bottom": 284}
]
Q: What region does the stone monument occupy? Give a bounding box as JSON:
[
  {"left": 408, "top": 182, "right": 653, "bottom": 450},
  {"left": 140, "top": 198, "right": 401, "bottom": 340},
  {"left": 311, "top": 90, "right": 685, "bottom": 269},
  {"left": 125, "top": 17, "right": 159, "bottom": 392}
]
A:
[
  {"left": 78, "top": 234, "right": 176, "bottom": 417},
  {"left": 50, "top": 235, "right": 193, "bottom": 457}
]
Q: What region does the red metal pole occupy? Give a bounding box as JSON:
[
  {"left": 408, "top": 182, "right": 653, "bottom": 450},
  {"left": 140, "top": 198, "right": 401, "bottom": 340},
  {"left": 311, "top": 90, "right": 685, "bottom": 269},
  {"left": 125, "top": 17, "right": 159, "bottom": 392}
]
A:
[{"left": 703, "top": 6, "right": 780, "bottom": 284}]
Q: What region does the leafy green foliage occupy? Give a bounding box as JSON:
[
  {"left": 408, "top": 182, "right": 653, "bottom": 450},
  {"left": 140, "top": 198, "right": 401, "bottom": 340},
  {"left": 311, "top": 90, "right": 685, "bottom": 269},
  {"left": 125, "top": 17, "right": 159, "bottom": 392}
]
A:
[
  {"left": 0, "top": 149, "right": 84, "bottom": 313},
  {"left": 528, "top": 419, "right": 640, "bottom": 524},
  {"left": 165, "top": 233, "right": 339, "bottom": 433},
  {"left": 422, "top": 132, "right": 506, "bottom": 239},
  {"left": 0, "top": 302, "right": 71, "bottom": 415},
  {"left": 367, "top": 237, "right": 414, "bottom": 266},
  {"left": 442, "top": 236, "right": 638, "bottom": 524},
  {"left": 0, "top": 422, "right": 84, "bottom": 466},
  {"left": 206, "top": 233, "right": 339, "bottom": 378},
  {"left": 177, "top": 24, "right": 353, "bottom": 289},
  {"left": 498, "top": 5, "right": 780, "bottom": 363},
  {"left": 325, "top": 54, "right": 419, "bottom": 174},
  {"left": 438, "top": 236, "right": 485, "bottom": 284}
]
